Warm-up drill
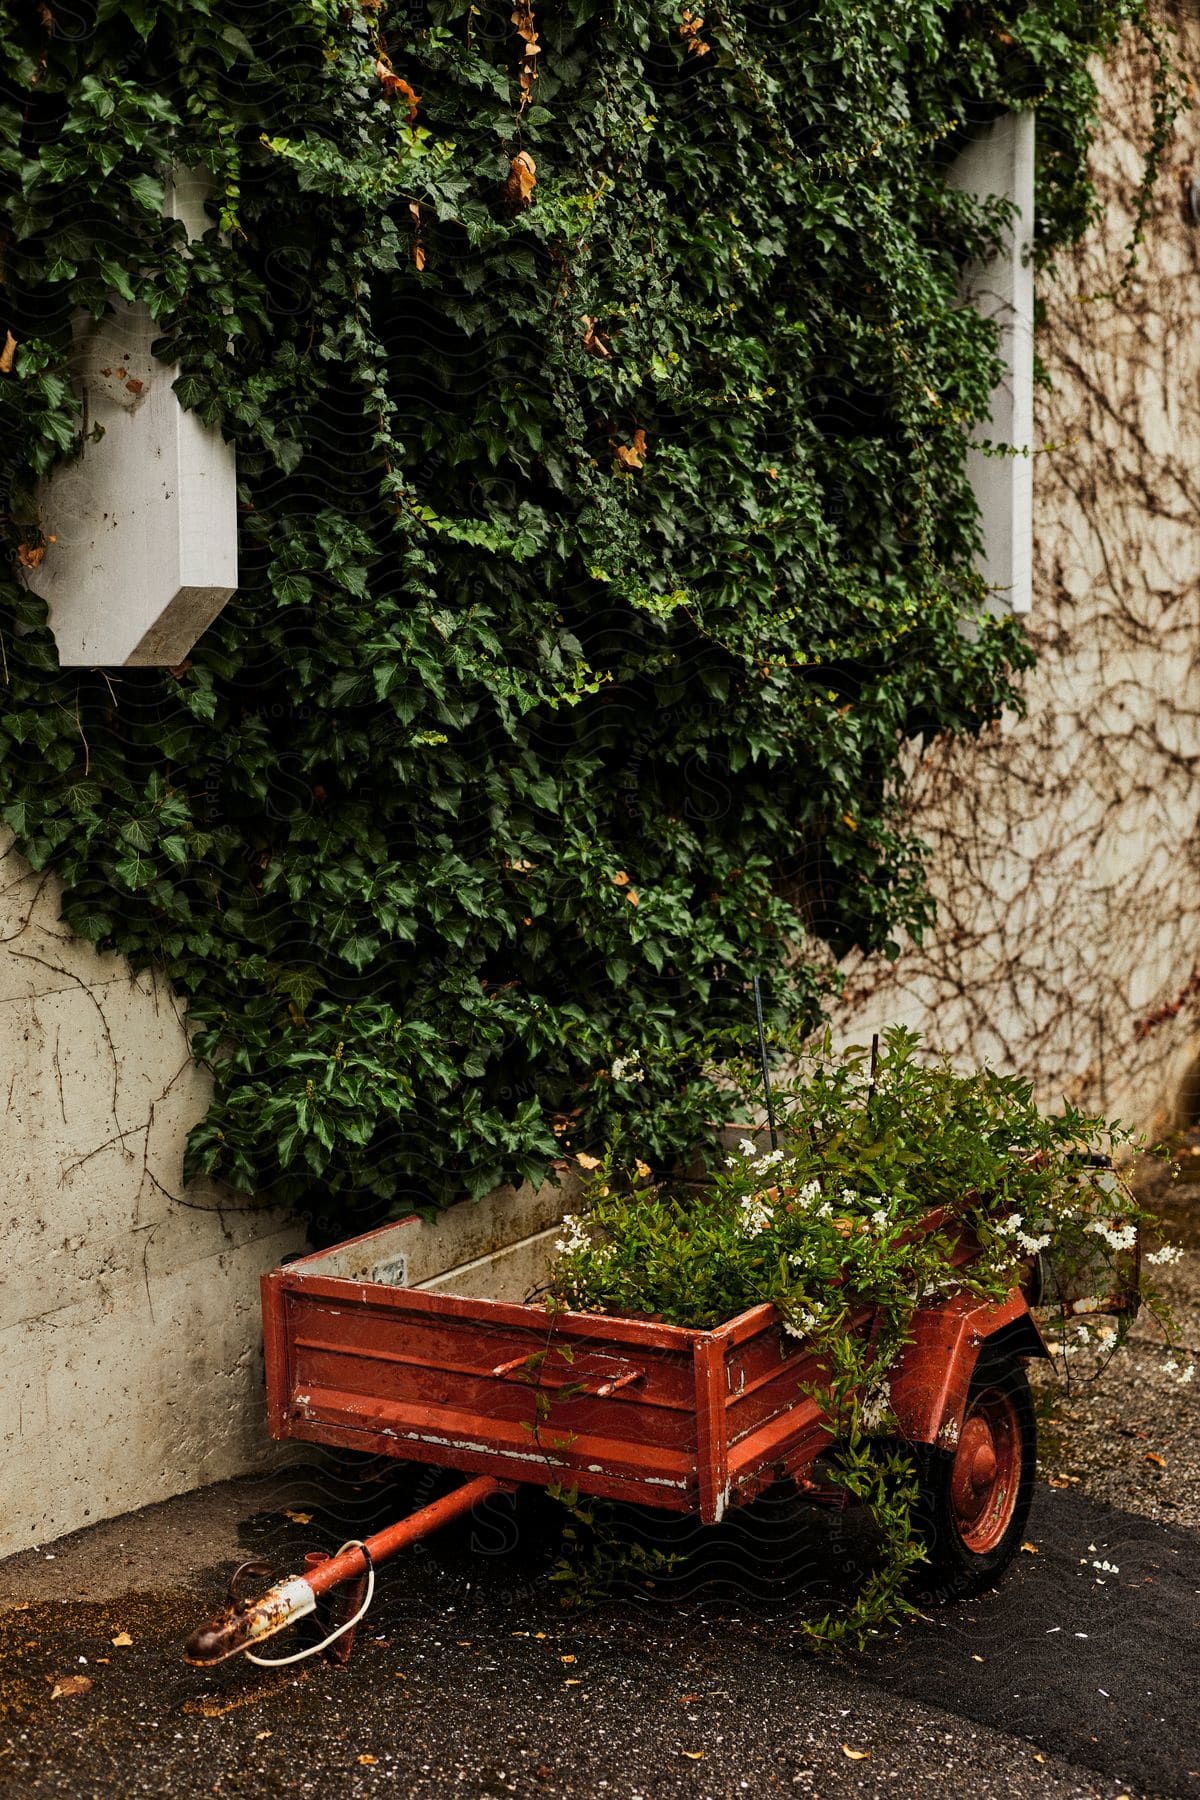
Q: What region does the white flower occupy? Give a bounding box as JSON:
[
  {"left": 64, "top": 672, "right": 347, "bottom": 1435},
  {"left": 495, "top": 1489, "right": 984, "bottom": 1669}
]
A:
[
  {"left": 795, "top": 1179, "right": 823, "bottom": 1207},
  {"left": 610, "top": 1051, "right": 645, "bottom": 1083},
  {"left": 1000, "top": 1213, "right": 1023, "bottom": 1236},
  {"left": 859, "top": 1379, "right": 892, "bottom": 1434},
  {"left": 1094, "top": 1325, "right": 1117, "bottom": 1350},
  {"left": 782, "top": 1306, "right": 821, "bottom": 1340},
  {"left": 1085, "top": 1220, "right": 1137, "bottom": 1253},
  {"left": 1016, "top": 1231, "right": 1051, "bottom": 1255},
  {"left": 839, "top": 1187, "right": 859, "bottom": 1207},
  {"left": 1180, "top": 1363, "right": 1196, "bottom": 1385},
  {"left": 737, "top": 1137, "right": 758, "bottom": 1159},
  {"left": 871, "top": 1206, "right": 889, "bottom": 1228},
  {"left": 553, "top": 1214, "right": 591, "bottom": 1256},
  {"left": 1146, "top": 1244, "right": 1184, "bottom": 1266},
  {"left": 738, "top": 1194, "right": 773, "bottom": 1236},
  {"left": 754, "top": 1148, "right": 787, "bottom": 1173}
]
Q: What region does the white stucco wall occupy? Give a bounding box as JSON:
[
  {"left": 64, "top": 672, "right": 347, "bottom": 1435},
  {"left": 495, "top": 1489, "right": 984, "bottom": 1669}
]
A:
[
  {"left": 0, "top": 831, "right": 306, "bottom": 1557},
  {"left": 831, "top": 7, "right": 1200, "bottom": 1140}
]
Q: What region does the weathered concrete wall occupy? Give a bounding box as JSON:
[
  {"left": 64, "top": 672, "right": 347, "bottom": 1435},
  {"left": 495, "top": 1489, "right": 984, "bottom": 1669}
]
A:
[
  {"left": 832, "top": 6, "right": 1200, "bottom": 1140},
  {"left": 0, "top": 832, "right": 306, "bottom": 1558}
]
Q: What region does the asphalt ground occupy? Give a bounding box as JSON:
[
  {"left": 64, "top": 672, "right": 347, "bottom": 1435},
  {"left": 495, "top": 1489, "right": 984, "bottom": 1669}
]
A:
[{"left": 2, "top": 1150, "right": 1197, "bottom": 1800}]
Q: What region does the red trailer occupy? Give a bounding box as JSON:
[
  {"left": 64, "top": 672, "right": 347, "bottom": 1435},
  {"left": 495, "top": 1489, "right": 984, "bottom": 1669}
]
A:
[{"left": 184, "top": 1177, "right": 1134, "bottom": 1667}]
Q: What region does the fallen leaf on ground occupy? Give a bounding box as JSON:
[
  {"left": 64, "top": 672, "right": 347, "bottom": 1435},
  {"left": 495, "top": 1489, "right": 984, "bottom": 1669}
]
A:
[
  {"left": 110, "top": 1632, "right": 133, "bottom": 1647},
  {"left": 842, "top": 1746, "right": 870, "bottom": 1760},
  {"left": 1020, "top": 1541, "right": 1039, "bottom": 1554},
  {"left": 682, "top": 1750, "right": 704, "bottom": 1759},
  {"left": 284, "top": 1509, "right": 312, "bottom": 1525},
  {"left": 358, "top": 1753, "right": 378, "bottom": 1765},
  {"left": 560, "top": 1654, "right": 576, "bottom": 1664},
  {"left": 1144, "top": 1452, "right": 1167, "bottom": 1468},
  {"left": 256, "top": 1731, "right": 272, "bottom": 1741},
  {"left": 50, "top": 1675, "right": 92, "bottom": 1699}
]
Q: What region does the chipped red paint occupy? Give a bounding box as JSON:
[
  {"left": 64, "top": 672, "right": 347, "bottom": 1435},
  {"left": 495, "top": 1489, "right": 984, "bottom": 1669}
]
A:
[
  {"left": 260, "top": 1253, "right": 1044, "bottom": 1529},
  {"left": 887, "top": 1286, "right": 1046, "bottom": 1445},
  {"left": 185, "top": 1234, "right": 1064, "bottom": 1667}
]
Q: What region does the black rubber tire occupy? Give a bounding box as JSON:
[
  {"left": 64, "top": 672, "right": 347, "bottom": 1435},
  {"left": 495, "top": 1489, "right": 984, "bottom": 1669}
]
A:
[{"left": 908, "top": 1351, "right": 1037, "bottom": 1605}]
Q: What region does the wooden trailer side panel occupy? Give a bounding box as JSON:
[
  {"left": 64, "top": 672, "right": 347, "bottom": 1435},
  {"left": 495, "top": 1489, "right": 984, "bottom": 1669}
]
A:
[{"left": 262, "top": 1274, "right": 706, "bottom": 1509}]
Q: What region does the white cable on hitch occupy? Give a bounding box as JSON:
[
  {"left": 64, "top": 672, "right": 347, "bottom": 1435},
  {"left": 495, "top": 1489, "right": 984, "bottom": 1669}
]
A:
[{"left": 246, "top": 1541, "right": 375, "bottom": 1667}]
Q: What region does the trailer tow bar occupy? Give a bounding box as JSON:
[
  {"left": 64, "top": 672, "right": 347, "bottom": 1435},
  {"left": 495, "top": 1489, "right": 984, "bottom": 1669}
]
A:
[{"left": 184, "top": 1474, "right": 511, "bottom": 1668}]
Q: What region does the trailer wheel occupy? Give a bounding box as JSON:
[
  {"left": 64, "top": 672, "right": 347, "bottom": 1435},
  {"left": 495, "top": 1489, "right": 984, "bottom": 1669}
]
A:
[{"left": 909, "top": 1351, "right": 1035, "bottom": 1603}]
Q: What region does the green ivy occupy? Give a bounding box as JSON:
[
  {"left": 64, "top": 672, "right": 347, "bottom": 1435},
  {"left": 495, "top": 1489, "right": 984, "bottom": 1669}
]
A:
[{"left": 0, "top": 0, "right": 1177, "bottom": 1225}]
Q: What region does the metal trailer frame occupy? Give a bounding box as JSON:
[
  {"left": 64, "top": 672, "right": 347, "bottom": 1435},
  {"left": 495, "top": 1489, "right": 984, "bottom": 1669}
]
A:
[{"left": 185, "top": 1190, "right": 1057, "bottom": 1667}]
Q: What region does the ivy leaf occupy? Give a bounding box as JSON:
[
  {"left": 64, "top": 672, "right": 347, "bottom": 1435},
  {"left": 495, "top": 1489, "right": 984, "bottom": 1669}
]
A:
[
  {"left": 128, "top": 172, "right": 166, "bottom": 213},
  {"left": 96, "top": 260, "right": 136, "bottom": 303},
  {"left": 114, "top": 849, "right": 155, "bottom": 890}
]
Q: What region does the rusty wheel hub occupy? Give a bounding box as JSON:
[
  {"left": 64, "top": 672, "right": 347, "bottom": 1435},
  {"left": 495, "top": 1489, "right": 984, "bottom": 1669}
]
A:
[{"left": 949, "top": 1387, "right": 1021, "bottom": 1554}]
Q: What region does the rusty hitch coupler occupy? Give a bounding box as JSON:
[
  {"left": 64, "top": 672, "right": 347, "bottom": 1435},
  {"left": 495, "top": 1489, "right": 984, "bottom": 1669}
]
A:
[
  {"left": 184, "top": 1473, "right": 511, "bottom": 1668},
  {"left": 184, "top": 1573, "right": 319, "bottom": 1666}
]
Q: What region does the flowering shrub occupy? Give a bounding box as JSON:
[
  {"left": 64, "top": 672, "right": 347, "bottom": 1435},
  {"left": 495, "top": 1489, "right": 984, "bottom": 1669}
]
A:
[
  {"left": 543, "top": 1028, "right": 1186, "bottom": 1644},
  {"left": 549, "top": 1027, "right": 1179, "bottom": 1336}
]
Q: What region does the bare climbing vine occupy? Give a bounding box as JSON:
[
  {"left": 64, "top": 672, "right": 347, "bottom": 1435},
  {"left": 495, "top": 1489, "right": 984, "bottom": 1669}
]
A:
[{"left": 836, "top": 2, "right": 1200, "bottom": 1136}]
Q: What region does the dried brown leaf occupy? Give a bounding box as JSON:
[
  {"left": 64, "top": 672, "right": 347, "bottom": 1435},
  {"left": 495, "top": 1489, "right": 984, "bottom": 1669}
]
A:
[
  {"left": 581, "top": 316, "right": 611, "bottom": 359},
  {"left": 613, "top": 429, "right": 647, "bottom": 471},
  {"left": 679, "top": 9, "right": 711, "bottom": 55},
  {"left": 50, "top": 1675, "right": 92, "bottom": 1699},
  {"left": 374, "top": 58, "right": 421, "bottom": 122},
  {"left": 502, "top": 151, "right": 537, "bottom": 209}
]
